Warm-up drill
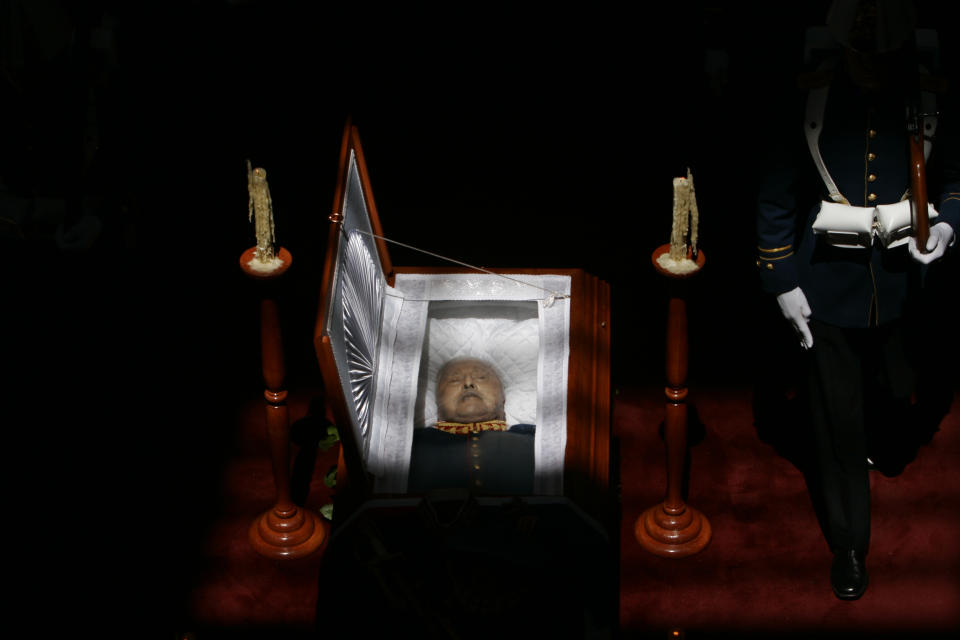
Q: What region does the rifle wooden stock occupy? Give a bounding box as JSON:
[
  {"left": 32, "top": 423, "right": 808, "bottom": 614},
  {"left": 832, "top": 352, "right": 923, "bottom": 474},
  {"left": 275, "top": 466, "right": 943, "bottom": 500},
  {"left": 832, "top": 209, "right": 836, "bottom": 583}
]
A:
[{"left": 909, "top": 131, "right": 929, "bottom": 253}]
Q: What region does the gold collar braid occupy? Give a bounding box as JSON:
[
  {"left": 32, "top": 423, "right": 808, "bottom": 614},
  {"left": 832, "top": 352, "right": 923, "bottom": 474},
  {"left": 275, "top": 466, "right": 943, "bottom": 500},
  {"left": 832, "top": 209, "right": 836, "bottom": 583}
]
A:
[{"left": 435, "top": 420, "right": 508, "bottom": 435}]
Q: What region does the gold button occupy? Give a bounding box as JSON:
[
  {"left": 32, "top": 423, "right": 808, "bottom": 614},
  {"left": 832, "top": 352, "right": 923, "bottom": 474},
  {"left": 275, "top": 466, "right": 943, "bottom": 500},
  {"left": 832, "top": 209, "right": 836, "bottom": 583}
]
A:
[
  {"left": 868, "top": 174, "right": 877, "bottom": 182},
  {"left": 766, "top": 263, "right": 774, "bottom": 270},
  {"left": 869, "top": 129, "right": 877, "bottom": 138},
  {"left": 473, "top": 463, "right": 480, "bottom": 470},
  {"left": 868, "top": 193, "right": 877, "bottom": 202},
  {"left": 867, "top": 153, "right": 876, "bottom": 162}
]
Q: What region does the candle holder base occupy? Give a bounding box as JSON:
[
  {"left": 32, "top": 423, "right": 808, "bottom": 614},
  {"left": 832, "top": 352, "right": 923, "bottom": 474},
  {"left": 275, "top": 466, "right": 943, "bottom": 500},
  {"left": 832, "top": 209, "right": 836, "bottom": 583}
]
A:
[
  {"left": 634, "top": 502, "right": 712, "bottom": 558},
  {"left": 249, "top": 504, "right": 328, "bottom": 559},
  {"left": 652, "top": 244, "right": 704, "bottom": 279},
  {"left": 240, "top": 246, "right": 292, "bottom": 280}
]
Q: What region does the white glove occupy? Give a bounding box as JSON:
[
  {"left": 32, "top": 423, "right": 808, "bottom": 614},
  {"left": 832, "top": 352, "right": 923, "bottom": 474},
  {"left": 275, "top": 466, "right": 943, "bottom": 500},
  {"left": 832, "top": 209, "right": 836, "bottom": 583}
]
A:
[
  {"left": 908, "top": 220, "right": 955, "bottom": 264},
  {"left": 777, "top": 287, "right": 813, "bottom": 350}
]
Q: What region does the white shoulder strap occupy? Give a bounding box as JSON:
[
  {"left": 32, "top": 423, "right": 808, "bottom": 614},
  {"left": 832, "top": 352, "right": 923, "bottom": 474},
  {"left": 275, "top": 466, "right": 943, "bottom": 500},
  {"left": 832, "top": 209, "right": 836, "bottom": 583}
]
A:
[{"left": 804, "top": 80, "right": 848, "bottom": 204}]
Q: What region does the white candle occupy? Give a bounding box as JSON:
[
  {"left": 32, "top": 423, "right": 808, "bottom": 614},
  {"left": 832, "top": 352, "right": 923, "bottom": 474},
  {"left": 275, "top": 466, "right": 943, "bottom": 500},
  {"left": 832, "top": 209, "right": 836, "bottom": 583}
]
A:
[
  {"left": 668, "top": 169, "right": 699, "bottom": 261},
  {"left": 657, "top": 169, "right": 702, "bottom": 274},
  {"left": 669, "top": 177, "right": 688, "bottom": 260},
  {"left": 247, "top": 160, "right": 276, "bottom": 263},
  {"left": 687, "top": 168, "right": 699, "bottom": 257}
]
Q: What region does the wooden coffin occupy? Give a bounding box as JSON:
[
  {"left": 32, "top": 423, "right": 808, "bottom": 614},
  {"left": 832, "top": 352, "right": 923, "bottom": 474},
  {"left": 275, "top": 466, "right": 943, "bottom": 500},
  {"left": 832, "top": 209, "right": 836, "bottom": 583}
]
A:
[{"left": 313, "top": 123, "right": 612, "bottom": 527}]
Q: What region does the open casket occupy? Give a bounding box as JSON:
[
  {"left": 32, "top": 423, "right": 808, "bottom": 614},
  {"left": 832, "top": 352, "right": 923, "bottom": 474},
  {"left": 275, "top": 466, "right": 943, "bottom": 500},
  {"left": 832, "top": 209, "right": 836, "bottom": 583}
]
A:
[
  {"left": 315, "top": 123, "right": 612, "bottom": 521},
  {"left": 312, "top": 124, "right": 614, "bottom": 633}
]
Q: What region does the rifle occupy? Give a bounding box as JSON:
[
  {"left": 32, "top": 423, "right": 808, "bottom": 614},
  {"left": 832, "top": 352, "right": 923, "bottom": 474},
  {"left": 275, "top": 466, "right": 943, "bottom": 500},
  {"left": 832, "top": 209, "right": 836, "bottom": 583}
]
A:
[{"left": 907, "top": 103, "right": 929, "bottom": 253}]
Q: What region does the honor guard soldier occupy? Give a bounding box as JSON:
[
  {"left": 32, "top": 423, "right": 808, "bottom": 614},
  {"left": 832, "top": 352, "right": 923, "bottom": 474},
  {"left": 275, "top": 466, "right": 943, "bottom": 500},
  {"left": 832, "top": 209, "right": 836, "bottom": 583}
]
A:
[{"left": 755, "top": 0, "right": 959, "bottom": 600}]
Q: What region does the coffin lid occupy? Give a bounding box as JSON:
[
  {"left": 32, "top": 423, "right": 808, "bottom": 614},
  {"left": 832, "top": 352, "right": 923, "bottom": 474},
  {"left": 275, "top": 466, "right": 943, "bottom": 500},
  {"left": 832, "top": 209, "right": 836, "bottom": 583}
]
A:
[{"left": 315, "top": 122, "right": 392, "bottom": 486}]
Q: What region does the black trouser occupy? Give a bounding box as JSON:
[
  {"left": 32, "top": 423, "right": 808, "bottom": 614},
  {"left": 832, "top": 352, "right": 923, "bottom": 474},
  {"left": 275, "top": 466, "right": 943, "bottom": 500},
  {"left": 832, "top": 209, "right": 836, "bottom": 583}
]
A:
[{"left": 804, "top": 319, "right": 916, "bottom": 555}]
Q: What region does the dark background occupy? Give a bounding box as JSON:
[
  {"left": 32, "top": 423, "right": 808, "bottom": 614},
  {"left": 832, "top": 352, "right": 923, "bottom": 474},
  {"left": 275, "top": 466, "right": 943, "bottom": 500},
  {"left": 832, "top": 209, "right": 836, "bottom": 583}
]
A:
[
  {"left": 2, "top": 0, "right": 958, "bottom": 630},
  {"left": 6, "top": 1, "right": 957, "bottom": 384}
]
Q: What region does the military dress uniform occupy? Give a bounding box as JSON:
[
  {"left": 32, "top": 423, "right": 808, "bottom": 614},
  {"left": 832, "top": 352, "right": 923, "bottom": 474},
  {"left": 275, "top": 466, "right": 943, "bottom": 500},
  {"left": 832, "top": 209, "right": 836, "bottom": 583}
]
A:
[
  {"left": 756, "top": 62, "right": 959, "bottom": 564},
  {"left": 407, "top": 421, "right": 536, "bottom": 495}
]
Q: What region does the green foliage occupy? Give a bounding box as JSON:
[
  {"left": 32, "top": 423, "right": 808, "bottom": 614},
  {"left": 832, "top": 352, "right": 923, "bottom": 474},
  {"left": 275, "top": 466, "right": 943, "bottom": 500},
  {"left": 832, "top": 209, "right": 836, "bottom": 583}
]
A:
[
  {"left": 323, "top": 464, "right": 338, "bottom": 488},
  {"left": 318, "top": 423, "right": 340, "bottom": 452},
  {"left": 316, "top": 425, "right": 340, "bottom": 522}
]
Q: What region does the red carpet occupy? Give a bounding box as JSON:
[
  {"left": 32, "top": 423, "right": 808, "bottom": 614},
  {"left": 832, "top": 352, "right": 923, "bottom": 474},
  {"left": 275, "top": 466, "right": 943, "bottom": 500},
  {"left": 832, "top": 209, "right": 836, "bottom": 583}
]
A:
[
  {"left": 175, "top": 389, "right": 337, "bottom": 635},
  {"left": 172, "top": 381, "right": 960, "bottom": 638},
  {"left": 617, "top": 384, "right": 960, "bottom": 638}
]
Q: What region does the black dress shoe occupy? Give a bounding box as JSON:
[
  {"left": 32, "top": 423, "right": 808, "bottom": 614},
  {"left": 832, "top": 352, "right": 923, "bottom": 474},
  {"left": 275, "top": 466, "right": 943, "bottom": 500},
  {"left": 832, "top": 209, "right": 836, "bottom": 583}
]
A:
[{"left": 831, "top": 549, "right": 868, "bottom": 600}]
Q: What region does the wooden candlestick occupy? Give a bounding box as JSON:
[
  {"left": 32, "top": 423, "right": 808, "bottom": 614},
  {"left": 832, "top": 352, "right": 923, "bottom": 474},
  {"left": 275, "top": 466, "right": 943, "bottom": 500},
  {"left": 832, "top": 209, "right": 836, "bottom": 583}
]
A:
[
  {"left": 635, "top": 244, "right": 711, "bottom": 558},
  {"left": 240, "top": 246, "right": 327, "bottom": 559}
]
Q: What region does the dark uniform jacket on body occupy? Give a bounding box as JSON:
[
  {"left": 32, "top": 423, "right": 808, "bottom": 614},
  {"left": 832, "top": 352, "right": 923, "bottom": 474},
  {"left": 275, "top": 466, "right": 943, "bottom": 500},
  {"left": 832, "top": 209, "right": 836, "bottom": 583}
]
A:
[
  {"left": 407, "top": 424, "right": 536, "bottom": 495},
  {"left": 757, "top": 62, "right": 960, "bottom": 328}
]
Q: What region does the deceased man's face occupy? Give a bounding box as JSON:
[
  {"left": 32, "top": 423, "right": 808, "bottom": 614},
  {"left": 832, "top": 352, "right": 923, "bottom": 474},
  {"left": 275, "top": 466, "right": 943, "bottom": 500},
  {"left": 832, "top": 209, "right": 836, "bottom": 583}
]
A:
[{"left": 436, "top": 359, "right": 505, "bottom": 423}]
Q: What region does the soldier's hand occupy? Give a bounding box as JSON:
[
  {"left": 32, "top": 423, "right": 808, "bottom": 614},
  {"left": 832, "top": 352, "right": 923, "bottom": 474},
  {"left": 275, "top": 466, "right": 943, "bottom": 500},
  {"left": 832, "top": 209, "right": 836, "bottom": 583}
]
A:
[
  {"left": 909, "top": 220, "right": 955, "bottom": 264},
  {"left": 776, "top": 287, "right": 813, "bottom": 350}
]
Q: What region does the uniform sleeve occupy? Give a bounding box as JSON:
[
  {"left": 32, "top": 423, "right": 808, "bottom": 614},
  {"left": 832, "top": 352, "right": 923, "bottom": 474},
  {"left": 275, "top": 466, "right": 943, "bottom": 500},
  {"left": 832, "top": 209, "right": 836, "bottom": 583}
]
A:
[
  {"left": 938, "top": 183, "right": 960, "bottom": 242},
  {"left": 932, "top": 88, "right": 960, "bottom": 239},
  {"left": 756, "top": 90, "right": 808, "bottom": 295},
  {"left": 757, "top": 163, "right": 801, "bottom": 294}
]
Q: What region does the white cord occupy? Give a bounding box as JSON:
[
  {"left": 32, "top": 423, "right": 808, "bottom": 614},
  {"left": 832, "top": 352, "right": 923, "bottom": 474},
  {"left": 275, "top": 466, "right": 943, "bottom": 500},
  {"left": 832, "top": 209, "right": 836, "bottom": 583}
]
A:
[{"left": 352, "top": 228, "right": 571, "bottom": 306}]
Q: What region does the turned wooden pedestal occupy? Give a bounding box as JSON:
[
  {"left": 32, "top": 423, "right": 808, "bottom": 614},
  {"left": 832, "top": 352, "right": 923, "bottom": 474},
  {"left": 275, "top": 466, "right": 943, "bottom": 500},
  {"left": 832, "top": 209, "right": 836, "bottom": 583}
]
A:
[
  {"left": 634, "top": 244, "right": 711, "bottom": 558},
  {"left": 240, "top": 246, "right": 327, "bottom": 559}
]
